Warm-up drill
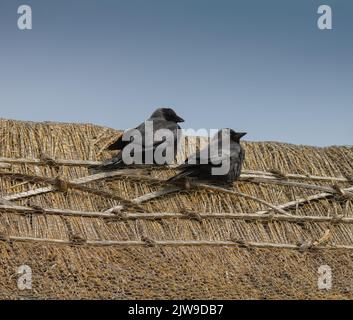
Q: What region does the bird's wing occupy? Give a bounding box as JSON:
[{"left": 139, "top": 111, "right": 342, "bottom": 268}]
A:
[
  {"left": 234, "top": 146, "right": 245, "bottom": 173},
  {"left": 147, "top": 119, "right": 180, "bottom": 148},
  {"left": 107, "top": 120, "right": 180, "bottom": 151},
  {"left": 89, "top": 153, "right": 124, "bottom": 173},
  {"left": 227, "top": 144, "right": 245, "bottom": 178},
  {"left": 107, "top": 126, "right": 139, "bottom": 150},
  {"left": 182, "top": 138, "right": 231, "bottom": 167}
]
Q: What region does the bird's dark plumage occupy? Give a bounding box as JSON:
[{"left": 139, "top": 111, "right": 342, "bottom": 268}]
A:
[
  {"left": 90, "top": 108, "right": 184, "bottom": 173},
  {"left": 169, "top": 129, "right": 246, "bottom": 185},
  {"left": 107, "top": 108, "right": 184, "bottom": 151}
]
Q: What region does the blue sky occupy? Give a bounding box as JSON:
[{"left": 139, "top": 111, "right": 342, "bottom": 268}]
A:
[{"left": 0, "top": 0, "right": 352, "bottom": 146}]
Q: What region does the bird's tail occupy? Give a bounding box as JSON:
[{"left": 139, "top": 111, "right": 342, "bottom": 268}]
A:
[
  {"left": 88, "top": 154, "right": 124, "bottom": 174},
  {"left": 167, "top": 168, "right": 192, "bottom": 182}
]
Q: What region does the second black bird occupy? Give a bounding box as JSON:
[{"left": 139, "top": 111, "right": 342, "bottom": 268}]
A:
[{"left": 168, "top": 128, "right": 246, "bottom": 185}]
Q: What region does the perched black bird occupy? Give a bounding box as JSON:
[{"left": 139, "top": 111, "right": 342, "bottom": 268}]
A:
[
  {"left": 90, "top": 108, "right": 184, "bottom": 172},
  {"left": 168, "top": 129, "right": 246, "bottom": 185}
]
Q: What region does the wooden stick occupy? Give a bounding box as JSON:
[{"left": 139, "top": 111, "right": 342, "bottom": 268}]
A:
[
  {"left": 242, "top": 170, "right": 350, "bottom": 183},
  {"left": 105, "top": 187, "right": 181, "bottom": 213},
  {"left": 240, "top": 176, "right": 353, "bottom": 197},
  {"left": 256, "top": 186, "right": 353, "bottom": 214},
  {"left": 2, "top": 169, "right": 147, "bottom": 201},
  {"left": 0, "top": 157, "right": 101, "bottom": 167},
  {"left": 3, "top": 186, "right": 54, "bottom": 201},
  {"left": 0, "top": 197, "right": 17, "bottom": 206},
  {"left": 0, "top": 172, "right": 146, "bottom": 211},
  {"left": 2, "top": 236, "right": 352, "bottom": 250},
  {"left": 0, "top": 204, "right": 116, "bottom": 218},
  {"left": 1, "top": 204, "right": 352, "bottom": 223},
  {"left": 195, "top": 183, "right": 290, "bottom": 215},
  {"left": 0, "top": 163, "right": 11, "bottom": 169},
  {"left": 0, "top": 156, "right": 350, "bottom": 182},
  {"left": 135, "top": 187, "right": 181, "bottom": 204}
]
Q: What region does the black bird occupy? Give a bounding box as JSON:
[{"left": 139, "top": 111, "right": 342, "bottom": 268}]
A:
[
  {"left": 168, "top": 129, "right": 246, "bottom": 185},
  {"left": 90, "top": 108, "right": 184, "bottom": 172}
]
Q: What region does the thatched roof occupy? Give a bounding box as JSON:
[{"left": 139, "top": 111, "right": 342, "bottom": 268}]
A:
[{"left": 0, "top": 118, "right": 352, "bottom": 299}]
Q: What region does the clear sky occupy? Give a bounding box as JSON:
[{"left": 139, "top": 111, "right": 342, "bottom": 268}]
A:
[{"left": 0, "top": 0, "right": 352, "bottom": 146}]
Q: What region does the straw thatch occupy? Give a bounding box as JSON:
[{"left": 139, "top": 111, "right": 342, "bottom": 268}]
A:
[{"left": 0, "top": 118, "right": 352, "bottom": 300}]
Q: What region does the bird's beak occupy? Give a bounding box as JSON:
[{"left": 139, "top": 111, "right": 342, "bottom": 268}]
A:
[
  {"left": 175, "top": 115, "right": 185, "bottom": 123},
  {"left": 237, "top": 132, "right": 247, "bottom": 138}
]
